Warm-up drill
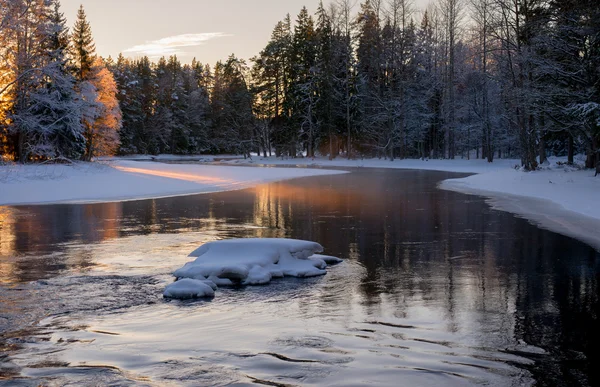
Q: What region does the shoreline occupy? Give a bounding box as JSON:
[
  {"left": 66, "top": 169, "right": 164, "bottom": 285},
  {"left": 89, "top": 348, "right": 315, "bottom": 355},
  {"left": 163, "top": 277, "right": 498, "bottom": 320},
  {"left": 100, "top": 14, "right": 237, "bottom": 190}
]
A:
[
  {"left": 224, "top": 155, "right": 600, "bottom": 251},
  {"left": 0, "top": 160, "right": 346, "bottom": 207},
  {"left": 2, "top": 156, "right": 598, "bottom": 251},
  {"left": 440, "top": 181, "right": 600, "bottom": 252}
]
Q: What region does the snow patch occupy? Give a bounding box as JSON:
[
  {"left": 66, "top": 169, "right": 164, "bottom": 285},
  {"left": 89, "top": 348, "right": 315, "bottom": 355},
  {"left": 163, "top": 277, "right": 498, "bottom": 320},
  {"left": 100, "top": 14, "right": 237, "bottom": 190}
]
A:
[
  {"left": 165, "top": 238, "right": 342, "bottom": 299},
  {"left": 163, "top": 278, "right": 215, "bottom": 299},
  {"left": 0, "top": 160, "right": 345, "bottom": 205}
]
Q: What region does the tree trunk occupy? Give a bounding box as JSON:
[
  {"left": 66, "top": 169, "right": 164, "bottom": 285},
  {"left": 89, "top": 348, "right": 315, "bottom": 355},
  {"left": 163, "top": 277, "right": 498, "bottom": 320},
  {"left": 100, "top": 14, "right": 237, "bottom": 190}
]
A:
[
  {"left": 539, "top": 134, "right": 546, "bottom": 165},
  {"left": 567, "top": 135, "right": 574, "bottom": 165},
  {"left": 17, "top": 131, "right": 25, "bottom": 164}
]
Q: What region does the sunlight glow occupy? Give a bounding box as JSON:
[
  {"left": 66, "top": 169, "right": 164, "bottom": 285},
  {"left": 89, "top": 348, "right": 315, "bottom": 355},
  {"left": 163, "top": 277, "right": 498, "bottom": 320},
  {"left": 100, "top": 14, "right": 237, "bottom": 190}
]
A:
[
  {"left": 114, "top": 165, "right": 237, "bottom": 186},
  {"left": 123, "top": 33, "right": 231, "bottom": 58}
]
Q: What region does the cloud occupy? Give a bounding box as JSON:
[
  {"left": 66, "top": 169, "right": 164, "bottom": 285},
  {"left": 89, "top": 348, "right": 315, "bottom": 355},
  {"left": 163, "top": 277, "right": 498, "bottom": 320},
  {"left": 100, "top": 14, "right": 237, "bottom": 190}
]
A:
[{"left": 123, "top": 33, "right": 230, "bottom": 57}]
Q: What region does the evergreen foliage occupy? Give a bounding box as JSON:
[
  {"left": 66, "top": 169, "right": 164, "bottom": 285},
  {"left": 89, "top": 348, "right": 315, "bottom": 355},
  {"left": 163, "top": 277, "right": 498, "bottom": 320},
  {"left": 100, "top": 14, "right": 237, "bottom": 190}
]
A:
[{"left": 0, "top": 0, "right": 599, "bottom": 169}]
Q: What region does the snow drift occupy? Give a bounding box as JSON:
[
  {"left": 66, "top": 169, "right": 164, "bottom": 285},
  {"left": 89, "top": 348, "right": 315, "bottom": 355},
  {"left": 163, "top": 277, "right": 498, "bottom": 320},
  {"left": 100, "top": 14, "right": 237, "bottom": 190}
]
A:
[{"left": 164, "top": 238, "right": 342, "bottom": 299}]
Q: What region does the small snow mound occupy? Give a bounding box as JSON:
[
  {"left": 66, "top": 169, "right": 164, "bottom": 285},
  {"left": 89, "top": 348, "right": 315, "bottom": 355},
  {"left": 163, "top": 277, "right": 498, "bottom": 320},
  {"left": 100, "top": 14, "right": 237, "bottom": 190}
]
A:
[
  {"left": 163, "top": 278, "right": 215, "bottom": 299},
  {"left": 312, "top": 254, "right": 344, "bottom": 265},
  {"left": 165, "top": 238, "right": 342, "bottom": 299}
]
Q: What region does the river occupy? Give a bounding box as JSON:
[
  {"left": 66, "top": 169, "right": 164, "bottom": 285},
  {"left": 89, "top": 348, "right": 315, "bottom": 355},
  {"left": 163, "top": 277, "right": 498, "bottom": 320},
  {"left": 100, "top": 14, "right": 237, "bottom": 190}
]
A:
[{"left": 0, "top": 168, "right": 598, "bottom": 386}]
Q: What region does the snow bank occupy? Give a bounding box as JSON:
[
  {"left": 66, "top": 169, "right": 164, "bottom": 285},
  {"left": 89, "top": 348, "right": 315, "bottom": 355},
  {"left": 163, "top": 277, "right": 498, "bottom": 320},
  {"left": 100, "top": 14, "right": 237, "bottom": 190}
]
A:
[
  {"left": 219, "top": 155, "right": 519, "bottom": 174},
  {"left": 164, "top": 238, "right": 342, "bottom": 299},
  {"left": 225, "top": 155, "right": 600, "bottom": 250},
  {"left": 0, "top": 160, "right": 345, "bottom": 206},
  {"left": 441, "top": 160, "right": 600, "bottom": 250}
]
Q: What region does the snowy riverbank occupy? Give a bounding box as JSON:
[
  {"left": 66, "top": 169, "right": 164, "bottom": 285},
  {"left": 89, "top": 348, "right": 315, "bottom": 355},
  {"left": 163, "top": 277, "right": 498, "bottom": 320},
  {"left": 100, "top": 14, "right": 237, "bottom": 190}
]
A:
[
  {"left": 441, "top": 161, "right": 600, "bottom": 251},
  {"left": 0, "top": 160, "right": 345, "bottom": 206},
  {"left": 1, "top": 155, "right": 598, "bottom": 250},
  {"left": 223, "top": 155, "right": 600, "bottom": 250}
]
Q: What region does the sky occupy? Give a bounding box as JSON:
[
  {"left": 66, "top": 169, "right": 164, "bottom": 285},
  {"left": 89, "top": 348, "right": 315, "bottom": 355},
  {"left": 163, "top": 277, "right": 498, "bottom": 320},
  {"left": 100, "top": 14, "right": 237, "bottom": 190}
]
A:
[{"left": 61, "top": 0, "right": 429, "bottom": 66}]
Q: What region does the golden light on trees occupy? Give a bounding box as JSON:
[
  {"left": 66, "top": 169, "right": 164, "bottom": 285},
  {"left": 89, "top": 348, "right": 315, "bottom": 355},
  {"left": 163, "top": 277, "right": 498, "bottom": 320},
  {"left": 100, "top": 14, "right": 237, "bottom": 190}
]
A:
[{"left": 0, "top": 72, "right": 14, "bottom": 159}]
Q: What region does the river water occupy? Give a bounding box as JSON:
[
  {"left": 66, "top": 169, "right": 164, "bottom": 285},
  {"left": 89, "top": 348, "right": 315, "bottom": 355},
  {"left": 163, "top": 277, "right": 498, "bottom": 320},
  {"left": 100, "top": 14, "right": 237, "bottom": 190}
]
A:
[{"left": 0, "top": 168, "right": 598, "bottom": 386}]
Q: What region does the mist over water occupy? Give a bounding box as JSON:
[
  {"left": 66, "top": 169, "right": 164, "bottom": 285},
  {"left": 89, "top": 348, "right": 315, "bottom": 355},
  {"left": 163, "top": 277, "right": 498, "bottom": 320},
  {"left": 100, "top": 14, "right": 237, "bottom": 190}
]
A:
[{"left": 1, "top": 168, "right": 598, "bottom": 386}]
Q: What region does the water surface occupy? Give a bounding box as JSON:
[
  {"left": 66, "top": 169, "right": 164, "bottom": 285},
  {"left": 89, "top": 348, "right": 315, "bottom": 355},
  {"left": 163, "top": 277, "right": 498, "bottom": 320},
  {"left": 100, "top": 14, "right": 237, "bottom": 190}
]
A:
[{"left": 0, "top": 168, "right": 598, "bottom": 386}]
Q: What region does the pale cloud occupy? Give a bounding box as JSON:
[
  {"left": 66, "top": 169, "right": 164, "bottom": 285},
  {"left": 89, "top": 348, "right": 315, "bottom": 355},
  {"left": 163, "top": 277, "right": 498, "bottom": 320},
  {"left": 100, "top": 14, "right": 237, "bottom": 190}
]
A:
[{"left": 123, "top": 33, "right": 230, "bottom": 58}]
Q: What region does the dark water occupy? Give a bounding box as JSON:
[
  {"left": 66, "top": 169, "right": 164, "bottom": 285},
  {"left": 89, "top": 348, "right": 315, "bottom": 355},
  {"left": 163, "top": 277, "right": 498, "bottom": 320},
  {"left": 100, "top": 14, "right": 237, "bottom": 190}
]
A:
[{"left": 0, "top": 168, "right": 598, "bottom": 386}]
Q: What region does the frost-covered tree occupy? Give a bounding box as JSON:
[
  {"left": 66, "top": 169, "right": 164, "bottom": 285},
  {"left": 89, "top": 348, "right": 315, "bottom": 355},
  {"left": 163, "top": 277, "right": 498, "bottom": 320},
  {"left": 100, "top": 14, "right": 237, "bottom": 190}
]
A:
[
  {"left": 438, "top": 0, "right": 464, "bottom": 159},
  {"left": 211, "top": 56, "right": 254, "bottom": 156},
  {"left": 109, "top": 54, "right": 142, "bottom": 154},
  {"left": 355, "top": 0, "right": 384, "bottom": 154},
  {"left": 332, "top": 0, "right": 357, "bottom": 157},
  {"left": 2, "top": 0, "right": 51, "bottom": 161},
  {"left": 0, "top": 0, "right": 84, "bottom": 161},
  {"left": 41, "top": 0, "right": 85, "bottom": 159},
  {"left": 70, "top": 4, "right": 100, "bottom": 160},
  {"left": 290, "top": 7, "right": 319, "bottom": 157},
  {"left": 183, "top": 60, "right": 211, "bottom": 153},
  {"left": 536, "top": 0, "right": 600, "bottom": 167}
]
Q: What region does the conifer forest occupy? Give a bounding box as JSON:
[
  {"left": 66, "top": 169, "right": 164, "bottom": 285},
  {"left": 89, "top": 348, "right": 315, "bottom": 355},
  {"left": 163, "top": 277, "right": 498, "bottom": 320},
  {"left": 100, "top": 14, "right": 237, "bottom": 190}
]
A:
[{"left": 1, "top": 0, "right": 599, "bottom": 170}]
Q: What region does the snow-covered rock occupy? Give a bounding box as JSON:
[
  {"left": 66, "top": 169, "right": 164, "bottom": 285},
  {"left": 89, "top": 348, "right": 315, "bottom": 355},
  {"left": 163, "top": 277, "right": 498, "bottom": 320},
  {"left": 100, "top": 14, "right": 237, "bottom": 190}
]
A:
[
  {"left": 165, "top": 238, "right": 342, "bottom": 299},
  {"left": 163, "top": 278, "right": 216, "bottom": 299}
]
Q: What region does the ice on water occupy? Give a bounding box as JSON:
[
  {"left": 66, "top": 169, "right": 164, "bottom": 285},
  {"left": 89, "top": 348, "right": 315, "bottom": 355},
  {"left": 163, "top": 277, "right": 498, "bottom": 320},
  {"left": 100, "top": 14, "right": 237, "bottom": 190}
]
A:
[{"left": 164, "top": 238, "right": 342, "bottom": 299}]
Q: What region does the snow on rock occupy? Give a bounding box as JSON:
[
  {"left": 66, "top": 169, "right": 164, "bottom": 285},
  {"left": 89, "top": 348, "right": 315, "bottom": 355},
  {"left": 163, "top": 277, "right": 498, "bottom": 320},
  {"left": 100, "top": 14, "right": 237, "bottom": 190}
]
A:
[
  {"left": 163, "top": 278, "right": 216, "bottom": 299},
  {"left": 165, "top": 238, "right": 342, "bottom": 299}
]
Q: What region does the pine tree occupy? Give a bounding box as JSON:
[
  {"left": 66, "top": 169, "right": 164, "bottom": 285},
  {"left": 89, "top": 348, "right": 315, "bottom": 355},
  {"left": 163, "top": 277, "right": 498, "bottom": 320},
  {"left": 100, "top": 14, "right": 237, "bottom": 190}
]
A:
[
  {"left": 211, "top": 56, "right": 254, "bottom": 156},
  {"left": 147, "top": 56, "right": 172, "bottom": 153},
  {"left": 331, "top": 0, "right": 357, "bottom": 158},
  {"left": 251, "top": 15, "right": 293, "bottom": 157},
  {"left": 3, "top": 0, "right": 52, "bottom": 161},
  {"left": 315, "top": 1, "right": 337, "bottom": 159},
  {"left": 355, "top": 0, "right": 384, "bottom": 154},
  {"left": 42, "top": 0, "right": 86, "bottom": 159},
  {"left": 71, "top": 4, "right": 101, "bottom": 160},
  {"left": 290, "top": 7, "right": 318, "bottom": 157},
  {"left": 72, "top": 4, "right": 96, "bottom": 81},
  {"left": 136, "top": 56, "right": 157, "bottom": 154},
  {"left": 110, "top": 54, "right": 143, "bottom": 154},
  {"left": 183, "top": 60, "right": 211, "bottom": 153}
]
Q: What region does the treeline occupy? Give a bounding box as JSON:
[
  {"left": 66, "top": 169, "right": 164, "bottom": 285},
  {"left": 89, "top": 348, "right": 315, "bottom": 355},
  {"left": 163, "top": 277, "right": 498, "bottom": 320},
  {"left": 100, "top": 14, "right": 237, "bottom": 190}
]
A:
[
  {"left": 111, "top": 0, "right": 600, "bottom": 169},
  {"left": 0, "top": 1, "right": 121, "bottom": 162},
  {"left": 1, "top": 0, "right": 599, "bottom": 169},
  {"left": 108, "top": 55, "right": 253, "bottom": 156}
]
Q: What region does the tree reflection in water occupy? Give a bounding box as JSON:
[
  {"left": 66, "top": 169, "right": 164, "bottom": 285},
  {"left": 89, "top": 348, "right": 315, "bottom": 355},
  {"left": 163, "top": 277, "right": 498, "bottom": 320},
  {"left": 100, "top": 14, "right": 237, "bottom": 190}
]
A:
[{"left": 0, "top": 168, "right": 598, "bottom": 385}]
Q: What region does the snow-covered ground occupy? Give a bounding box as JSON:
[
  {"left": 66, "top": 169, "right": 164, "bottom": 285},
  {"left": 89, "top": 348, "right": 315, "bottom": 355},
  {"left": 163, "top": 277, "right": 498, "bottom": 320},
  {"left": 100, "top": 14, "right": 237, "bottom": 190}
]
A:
[
  {"left": 0, "top": 160, "right": 345, "bottom": 206},
  {"left": 221, "top": 154, "right": 520, "bottom": 174}
]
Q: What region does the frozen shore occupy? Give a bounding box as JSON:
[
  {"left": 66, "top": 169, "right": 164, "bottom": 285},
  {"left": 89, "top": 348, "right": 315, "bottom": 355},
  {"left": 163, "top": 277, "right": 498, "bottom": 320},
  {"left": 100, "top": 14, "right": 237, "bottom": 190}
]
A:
[
  {"left": 1, "top": 155, "right": 598, "bottom": 250},
  {"left": 440, "top": 164, "right": 600, "bottom": 251},
  {"left": 0, "top": 160, "right": 345, "bottom": 206},
  {"left": 222, "top": 155, "right": 600, "bottom": 251}
]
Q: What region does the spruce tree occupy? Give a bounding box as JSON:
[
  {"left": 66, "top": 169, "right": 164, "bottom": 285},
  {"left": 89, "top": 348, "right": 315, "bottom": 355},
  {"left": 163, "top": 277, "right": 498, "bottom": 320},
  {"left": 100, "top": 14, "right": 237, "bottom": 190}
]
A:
[
  {"left": 315, "top": 1, "right": 336, "bottom": 158},
  {"left": 290, "top": 7, "right": 318, "bottom": 157},
  {"left": 72, "top": 5, "right": 96, "bottom": 81},
  {"left": 42, "top": 0, "right": 86, "bottom": 159},
  {"left": 111, "top": 54, "right": 142, "bottom": 154},
  {"left": 3, "top": 0, "right": 50, "bottom": 161}
]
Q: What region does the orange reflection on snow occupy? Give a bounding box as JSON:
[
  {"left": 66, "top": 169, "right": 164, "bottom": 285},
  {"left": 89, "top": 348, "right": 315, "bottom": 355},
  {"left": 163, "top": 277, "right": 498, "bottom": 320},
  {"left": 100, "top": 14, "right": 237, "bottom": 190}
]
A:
[{"left": 114, "top": 165, "right": 237, "bottom": 186}]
